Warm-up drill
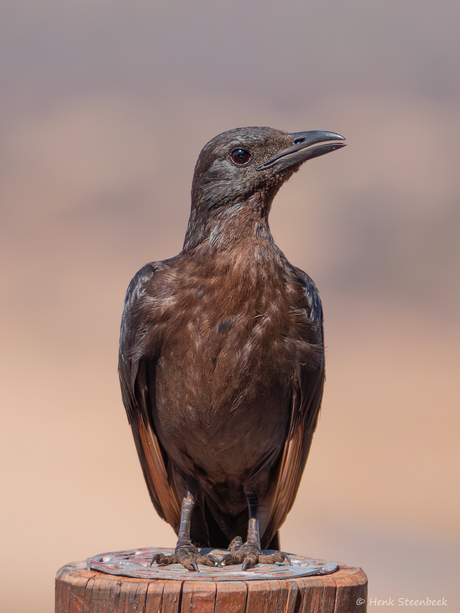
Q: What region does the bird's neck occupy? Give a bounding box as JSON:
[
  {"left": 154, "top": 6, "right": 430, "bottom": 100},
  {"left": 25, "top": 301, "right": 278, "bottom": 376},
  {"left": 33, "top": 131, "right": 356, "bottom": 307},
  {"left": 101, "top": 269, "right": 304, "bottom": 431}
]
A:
[{"left": 182, "top": 189, "right": 278, "bottom": 253}]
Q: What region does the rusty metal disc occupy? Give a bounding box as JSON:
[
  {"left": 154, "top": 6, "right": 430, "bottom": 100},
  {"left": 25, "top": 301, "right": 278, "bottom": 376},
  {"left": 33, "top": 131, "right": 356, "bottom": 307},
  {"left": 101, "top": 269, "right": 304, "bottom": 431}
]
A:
[{"left": 87, "top": 547, "right": 339, "bottom": 581}]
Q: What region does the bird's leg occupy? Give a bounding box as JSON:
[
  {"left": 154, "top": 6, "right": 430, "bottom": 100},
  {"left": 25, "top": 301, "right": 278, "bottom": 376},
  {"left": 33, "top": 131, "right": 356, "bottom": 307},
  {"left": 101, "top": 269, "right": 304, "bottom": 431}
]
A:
[
  {"left": 151, "top": 490, "right": 219, "bottom": 571},
  {"left": 221, "top": 494, "right": 291, "bottom": 570},
  {"left": 221, "top": 494, "right": 262, "bottom": 570}
]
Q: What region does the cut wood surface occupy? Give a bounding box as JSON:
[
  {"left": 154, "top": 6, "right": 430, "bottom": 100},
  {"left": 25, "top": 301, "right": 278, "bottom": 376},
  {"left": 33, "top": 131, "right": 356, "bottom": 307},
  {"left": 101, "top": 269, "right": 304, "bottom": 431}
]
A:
[{"left": 56, "top": 561, "right": 367, "bottom": 612}]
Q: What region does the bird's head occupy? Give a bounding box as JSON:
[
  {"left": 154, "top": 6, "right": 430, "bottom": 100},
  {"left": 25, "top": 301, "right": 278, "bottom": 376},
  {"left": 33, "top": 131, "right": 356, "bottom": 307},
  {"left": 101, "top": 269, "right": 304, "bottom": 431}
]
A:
[{"left": 185, "top": 126, "right": 345, "bottom": 250}]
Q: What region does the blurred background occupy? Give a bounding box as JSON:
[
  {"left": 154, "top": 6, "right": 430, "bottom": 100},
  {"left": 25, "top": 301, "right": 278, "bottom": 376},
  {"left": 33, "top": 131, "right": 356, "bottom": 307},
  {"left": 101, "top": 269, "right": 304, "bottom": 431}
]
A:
[{"left": 1, "top": 1, "right": 459, "bottom": 611}]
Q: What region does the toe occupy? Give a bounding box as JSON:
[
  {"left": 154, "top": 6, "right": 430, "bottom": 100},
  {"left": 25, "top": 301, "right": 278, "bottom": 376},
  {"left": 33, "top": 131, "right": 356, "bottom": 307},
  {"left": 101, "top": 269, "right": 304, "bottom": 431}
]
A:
[
  {"left": 228, "top": 536, "right": 243, "bottom": 551},
  {"left": 196, "top": 553, "right": 219, "bottom": 567},
  {"left": 259, "top": 551, "right": 292, "bottom": 565},
  {"left": 177, "top": 547, "right": 200, "bottom": 572},
  {"left": 150, "top": 552, "right": 179, "bottom": 566},
  {"left": 221, "top": 552, "right": 242, "bottom": 566}
]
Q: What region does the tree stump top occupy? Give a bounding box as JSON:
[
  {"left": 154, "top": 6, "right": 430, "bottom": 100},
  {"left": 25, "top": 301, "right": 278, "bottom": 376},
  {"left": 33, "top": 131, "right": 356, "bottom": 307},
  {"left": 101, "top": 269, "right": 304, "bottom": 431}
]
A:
[{"left": 56, "top": 558, "right": 367, "bottom": 613}]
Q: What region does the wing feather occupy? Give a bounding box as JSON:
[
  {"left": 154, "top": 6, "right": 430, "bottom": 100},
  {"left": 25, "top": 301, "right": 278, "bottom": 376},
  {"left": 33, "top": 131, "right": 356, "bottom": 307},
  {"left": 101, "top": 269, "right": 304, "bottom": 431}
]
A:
[
  {"left": 262, "top": 271, "right": 325, "bottom": 547},
  {"left": 118, "top": 264, "right": 181, "bottom": 531}
]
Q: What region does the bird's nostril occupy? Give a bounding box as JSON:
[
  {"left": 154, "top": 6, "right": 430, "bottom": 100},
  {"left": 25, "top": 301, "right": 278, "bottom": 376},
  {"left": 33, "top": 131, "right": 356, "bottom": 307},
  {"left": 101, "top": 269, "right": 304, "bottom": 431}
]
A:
[{"left": 293, "top": 138, "right": 305, "bottom": 145}]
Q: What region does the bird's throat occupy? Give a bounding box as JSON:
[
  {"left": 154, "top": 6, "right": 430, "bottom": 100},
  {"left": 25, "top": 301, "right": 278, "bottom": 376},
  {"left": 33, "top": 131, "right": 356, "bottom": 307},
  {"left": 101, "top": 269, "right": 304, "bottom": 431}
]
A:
[{"left": 183, "top": 190, "right": 277, "bottom": 253}]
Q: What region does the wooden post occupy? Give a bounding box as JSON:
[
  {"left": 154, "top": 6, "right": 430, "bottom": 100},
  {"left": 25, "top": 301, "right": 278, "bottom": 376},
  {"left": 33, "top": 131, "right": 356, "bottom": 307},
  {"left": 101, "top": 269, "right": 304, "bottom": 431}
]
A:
[{"left": 56, "top": 561, "right": 367, "bottom": 612}]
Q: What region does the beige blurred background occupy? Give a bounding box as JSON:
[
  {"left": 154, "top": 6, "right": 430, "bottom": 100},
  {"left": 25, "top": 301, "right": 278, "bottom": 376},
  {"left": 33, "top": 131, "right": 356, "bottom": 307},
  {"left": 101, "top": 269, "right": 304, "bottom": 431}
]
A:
[{"left": 1, "top": 1, "right": 459, "bottom": 611}]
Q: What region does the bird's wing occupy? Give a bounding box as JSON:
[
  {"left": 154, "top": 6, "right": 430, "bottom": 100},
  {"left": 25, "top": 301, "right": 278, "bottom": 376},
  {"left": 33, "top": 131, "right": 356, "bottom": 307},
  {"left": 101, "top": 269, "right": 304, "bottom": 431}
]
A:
[
  {"left": 262, "top": 271, "right": 325, "bottom": 547},
  {"left": 118, "top": 264, "right": 181, "bottom": 532}
]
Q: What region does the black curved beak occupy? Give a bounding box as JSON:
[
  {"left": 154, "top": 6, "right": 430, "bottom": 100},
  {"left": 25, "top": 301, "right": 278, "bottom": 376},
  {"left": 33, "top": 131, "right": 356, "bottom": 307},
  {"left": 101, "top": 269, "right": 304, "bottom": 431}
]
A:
[{"left": 257, "top": 130, "right": 346, "bottom": 171}]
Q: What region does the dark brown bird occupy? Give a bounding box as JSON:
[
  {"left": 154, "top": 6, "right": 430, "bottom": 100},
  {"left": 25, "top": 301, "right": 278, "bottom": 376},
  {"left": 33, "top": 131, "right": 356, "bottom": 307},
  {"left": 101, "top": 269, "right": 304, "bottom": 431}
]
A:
[{"left": 119, "top": 126, "right": 346, "bottom": 571}]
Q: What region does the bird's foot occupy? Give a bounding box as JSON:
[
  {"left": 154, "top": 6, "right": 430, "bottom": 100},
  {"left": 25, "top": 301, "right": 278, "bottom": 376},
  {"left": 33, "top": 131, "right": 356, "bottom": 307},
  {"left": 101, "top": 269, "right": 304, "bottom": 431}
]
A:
[
  {"left": 220, "top": 536, "right": 291, "bottom": 570},
  {"left": 151, "top": 542, "right": 219, "bottom": 572}
]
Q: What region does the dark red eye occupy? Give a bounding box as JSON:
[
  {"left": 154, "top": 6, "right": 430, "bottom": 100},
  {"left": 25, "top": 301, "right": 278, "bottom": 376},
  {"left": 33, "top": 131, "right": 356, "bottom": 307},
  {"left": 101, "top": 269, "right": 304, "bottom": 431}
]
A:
[{"left": 231, "top": 148, "right": 251, "bottom": 165}]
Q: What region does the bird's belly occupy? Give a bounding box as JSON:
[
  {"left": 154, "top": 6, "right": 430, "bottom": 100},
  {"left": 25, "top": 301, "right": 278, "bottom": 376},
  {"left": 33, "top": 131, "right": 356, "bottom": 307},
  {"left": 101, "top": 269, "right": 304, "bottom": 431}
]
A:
[{"left": 153, "top": 355, "right": 291, "bottom": 484}]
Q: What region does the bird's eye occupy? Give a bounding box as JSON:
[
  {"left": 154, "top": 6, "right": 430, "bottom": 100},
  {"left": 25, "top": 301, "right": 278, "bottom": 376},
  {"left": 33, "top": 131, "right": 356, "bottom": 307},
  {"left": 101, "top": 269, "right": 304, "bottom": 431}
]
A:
[{"left": 230, "top": 148, "right": 251, "bottom": 165}]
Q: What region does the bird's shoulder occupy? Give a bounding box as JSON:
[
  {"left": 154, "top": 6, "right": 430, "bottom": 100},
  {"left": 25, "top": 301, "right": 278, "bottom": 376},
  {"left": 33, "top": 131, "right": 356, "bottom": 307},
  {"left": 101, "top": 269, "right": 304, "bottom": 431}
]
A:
[
  {"left": 294, "top": 266, "right": 322, "bottom": 315},
  {"left": 124, "top": 257, "right": 179, "bottom": 302},
  {"left": 282, "top": 262, "right": 323, "bottom": 329},
  {"left": 119, "top": 257, "right": 181, "bottom": 360}
]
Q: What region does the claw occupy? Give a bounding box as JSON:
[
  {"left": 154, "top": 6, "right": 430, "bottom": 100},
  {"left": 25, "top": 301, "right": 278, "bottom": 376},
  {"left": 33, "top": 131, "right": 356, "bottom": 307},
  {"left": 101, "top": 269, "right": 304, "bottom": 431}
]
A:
[
  {"left": 242, "top": 554, "right": 258, "bottom": 571},
  {"left": 189, "top": 558, "right": 199, "bottom": 572}
]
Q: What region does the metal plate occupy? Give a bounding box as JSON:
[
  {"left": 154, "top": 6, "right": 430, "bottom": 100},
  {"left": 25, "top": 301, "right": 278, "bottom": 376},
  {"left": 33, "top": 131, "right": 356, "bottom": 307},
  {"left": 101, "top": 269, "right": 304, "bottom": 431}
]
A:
[{"left": 87, "top": 547, "right": 339, "bottom": 581}]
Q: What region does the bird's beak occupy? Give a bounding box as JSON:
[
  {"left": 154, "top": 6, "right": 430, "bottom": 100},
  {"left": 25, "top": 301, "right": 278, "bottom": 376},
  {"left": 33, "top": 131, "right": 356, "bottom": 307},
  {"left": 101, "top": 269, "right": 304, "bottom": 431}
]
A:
[{"left": 257, "top": 131, "right": 346, "bottom": 172}]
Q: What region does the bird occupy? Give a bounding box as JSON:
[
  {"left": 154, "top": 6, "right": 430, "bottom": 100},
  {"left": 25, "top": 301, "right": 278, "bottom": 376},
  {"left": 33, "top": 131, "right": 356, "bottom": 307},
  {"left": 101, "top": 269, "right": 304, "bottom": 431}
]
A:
[{"left": 118, "top": 126, "right": 346, "bottom": 571}]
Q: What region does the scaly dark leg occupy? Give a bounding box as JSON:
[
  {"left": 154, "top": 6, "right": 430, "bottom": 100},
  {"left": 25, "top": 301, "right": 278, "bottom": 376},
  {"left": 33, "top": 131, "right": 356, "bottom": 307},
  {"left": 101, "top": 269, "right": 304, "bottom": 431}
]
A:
[
  {"left": 221, "top": 493, "right": 291, "bottom": 570},
  {"left": 151, "top": 491, "right": 219, "bottom": 571}
]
